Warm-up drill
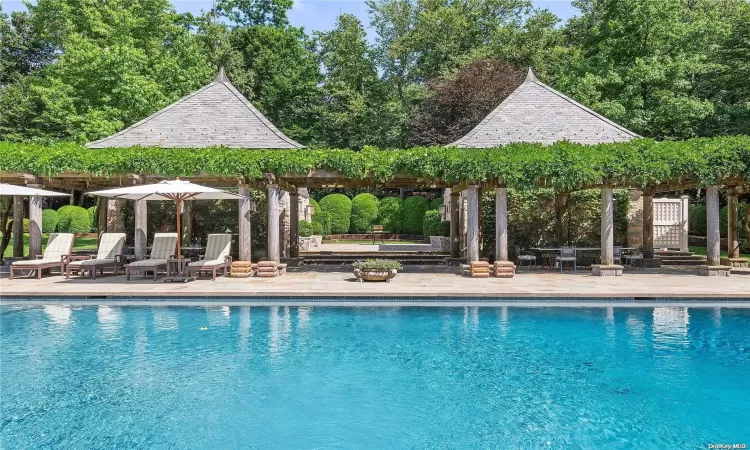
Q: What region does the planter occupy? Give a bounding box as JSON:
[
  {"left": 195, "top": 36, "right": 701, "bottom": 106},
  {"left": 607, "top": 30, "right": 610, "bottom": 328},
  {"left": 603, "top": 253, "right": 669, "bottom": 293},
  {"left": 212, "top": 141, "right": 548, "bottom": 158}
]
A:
[
  {"left": 311, "top": 235, "right": 323, "bottom": 247},
  {"left": 429, "top": 236, "right": 451, "bottom": 252},
  {"left": 353, "top": 268, "right": 398, "bottom": 282}
]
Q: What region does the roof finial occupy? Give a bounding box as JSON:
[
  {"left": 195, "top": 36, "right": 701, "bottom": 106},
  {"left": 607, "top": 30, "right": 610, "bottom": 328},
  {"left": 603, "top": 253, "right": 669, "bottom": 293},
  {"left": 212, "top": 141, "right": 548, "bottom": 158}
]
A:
[
  {"left": 525, "top": 67, "right": 538, "bottom": 82},
  {"left": 214, "top": 66, "right": 229, "bottom": 83}
]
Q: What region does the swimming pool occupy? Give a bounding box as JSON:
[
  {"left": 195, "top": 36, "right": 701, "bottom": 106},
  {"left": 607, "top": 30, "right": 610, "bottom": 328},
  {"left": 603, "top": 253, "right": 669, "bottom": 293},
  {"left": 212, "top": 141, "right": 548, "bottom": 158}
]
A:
[{"left": 1, "top": 305, "right": 748, "bottom": 448}]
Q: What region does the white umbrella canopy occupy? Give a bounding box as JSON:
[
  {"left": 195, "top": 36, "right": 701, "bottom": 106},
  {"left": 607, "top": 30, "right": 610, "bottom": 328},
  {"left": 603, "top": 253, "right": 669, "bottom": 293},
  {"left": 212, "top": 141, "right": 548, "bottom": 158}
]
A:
[
  {"left": 87, "top": 179, "right": 244, "bottom": 201},
  {"left": 87, "top": 179, "right": 249, "bottom": 278},
  {"left": 0, "top": 183, "right": 70, "bottom": 197}
]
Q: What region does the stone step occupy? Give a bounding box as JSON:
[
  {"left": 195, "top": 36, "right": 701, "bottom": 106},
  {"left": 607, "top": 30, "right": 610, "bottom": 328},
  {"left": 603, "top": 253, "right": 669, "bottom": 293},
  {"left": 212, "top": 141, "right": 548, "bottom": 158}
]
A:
[
  {"left": 660, "top": 258, "right": 708, "bottom": 266},
  {"left": 303, "top": 257, "right": 447, "bottom": 265}
]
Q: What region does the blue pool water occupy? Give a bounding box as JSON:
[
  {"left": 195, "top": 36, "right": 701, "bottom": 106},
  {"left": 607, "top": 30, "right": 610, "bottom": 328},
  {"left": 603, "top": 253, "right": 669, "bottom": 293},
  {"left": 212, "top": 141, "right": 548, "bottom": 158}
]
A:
[{"left": 1, "top": 305, "right": 749, "bottom": 448}]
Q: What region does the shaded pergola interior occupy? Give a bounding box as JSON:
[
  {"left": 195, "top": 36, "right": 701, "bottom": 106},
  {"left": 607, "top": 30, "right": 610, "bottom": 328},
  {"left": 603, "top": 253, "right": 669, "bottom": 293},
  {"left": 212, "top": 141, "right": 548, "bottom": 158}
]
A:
[{"left": 2, "top": 69, "right": 747, "bottom": 274}]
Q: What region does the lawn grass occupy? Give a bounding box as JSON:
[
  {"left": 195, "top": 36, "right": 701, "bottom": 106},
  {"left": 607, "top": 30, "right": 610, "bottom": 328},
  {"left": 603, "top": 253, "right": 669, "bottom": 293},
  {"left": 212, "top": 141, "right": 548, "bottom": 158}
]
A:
[
  {"left": 689, "top": 246, "right": 748, "bottom": 258},
  {"left": 2, "top": 233, "right": 98, "bottom": 258}
]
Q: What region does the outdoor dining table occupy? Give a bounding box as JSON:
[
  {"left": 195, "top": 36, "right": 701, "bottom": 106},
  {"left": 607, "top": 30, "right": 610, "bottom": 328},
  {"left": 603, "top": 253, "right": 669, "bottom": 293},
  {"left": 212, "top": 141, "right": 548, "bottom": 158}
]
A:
[{"left": 529, "top": 247, "right": 635, "bottom": 268}]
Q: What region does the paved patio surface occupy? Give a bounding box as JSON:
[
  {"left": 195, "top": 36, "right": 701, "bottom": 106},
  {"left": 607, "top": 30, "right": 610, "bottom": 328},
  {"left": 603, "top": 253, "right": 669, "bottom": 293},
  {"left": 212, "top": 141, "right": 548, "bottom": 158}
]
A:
[{"left": 1, "top": 265, "right": 747, "bottom": 300}]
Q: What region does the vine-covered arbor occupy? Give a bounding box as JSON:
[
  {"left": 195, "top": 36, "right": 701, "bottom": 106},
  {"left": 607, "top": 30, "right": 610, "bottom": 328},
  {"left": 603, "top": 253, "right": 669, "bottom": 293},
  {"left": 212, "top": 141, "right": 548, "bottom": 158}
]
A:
[{"left": 1, "top": 69, "right": 748, "bottom": 276}]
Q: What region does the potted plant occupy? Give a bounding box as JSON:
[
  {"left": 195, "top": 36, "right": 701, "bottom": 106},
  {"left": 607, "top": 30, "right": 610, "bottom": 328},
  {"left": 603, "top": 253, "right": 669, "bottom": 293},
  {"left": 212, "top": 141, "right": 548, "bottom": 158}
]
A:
[
  {"left": 424, "top": 211, "right": 451, "bottom": 251},
  {"left": 352, "top": 259, "right": 402, "bottom": 282}
]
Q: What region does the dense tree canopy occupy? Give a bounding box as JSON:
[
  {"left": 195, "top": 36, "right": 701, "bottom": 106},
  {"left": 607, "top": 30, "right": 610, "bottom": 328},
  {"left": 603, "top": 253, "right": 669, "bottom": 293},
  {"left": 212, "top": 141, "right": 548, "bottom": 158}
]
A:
[{"left": 1, "top": 0, "right": 749, "bottom": 145}]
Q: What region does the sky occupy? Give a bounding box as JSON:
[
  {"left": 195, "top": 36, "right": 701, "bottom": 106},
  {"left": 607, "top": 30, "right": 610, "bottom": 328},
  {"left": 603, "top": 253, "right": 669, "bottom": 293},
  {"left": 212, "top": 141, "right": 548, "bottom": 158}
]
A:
[{"left": 2, "top": 0, "right": 578, "bottom": 36}]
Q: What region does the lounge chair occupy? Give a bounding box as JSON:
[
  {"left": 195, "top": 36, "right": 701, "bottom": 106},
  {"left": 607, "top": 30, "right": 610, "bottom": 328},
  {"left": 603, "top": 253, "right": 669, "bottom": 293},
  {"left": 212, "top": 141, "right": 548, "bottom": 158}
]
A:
[
  {"left": 556, "top": 246, "right": 577, "bottom": 272},
  {"left": 515, "top": 245, "right": 537, "bottom": 269},
  {"left": 66, "top": 233, "right": 126, "bottom": 280},
  {"left": 186, "top": 233, "right": 232, "bottom": 280},
  {"left": 125, "top": 233, "right": 178, "bottom": 281},
  {"left": 9, "top": 233, "right": 75, "bottom": 280}
]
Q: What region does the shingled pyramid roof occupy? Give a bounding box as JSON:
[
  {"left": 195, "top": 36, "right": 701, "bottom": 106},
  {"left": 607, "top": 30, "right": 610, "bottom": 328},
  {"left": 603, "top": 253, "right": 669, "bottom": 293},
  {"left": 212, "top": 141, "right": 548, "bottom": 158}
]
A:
[
  {"left": 86, "top": 68, "right": 303, "bottom": 149},
  {"left": 450, "top": 68, "right": 639, "bottom": 147}
]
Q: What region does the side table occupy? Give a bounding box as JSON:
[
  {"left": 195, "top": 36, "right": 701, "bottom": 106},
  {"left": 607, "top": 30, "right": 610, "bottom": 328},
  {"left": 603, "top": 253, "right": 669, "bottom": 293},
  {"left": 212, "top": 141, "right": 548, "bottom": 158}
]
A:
[{"left": 167, "top": 258, "right": 190, "bottom": 277}]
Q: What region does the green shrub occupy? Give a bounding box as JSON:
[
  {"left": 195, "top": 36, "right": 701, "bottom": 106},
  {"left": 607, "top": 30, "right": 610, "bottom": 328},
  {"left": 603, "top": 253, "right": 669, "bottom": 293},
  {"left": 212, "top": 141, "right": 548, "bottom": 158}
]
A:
[
  {"left": 689, "top": 204, "right": 707, "bottom": 236},
  {"left": 87, "top": 206, "right": 98, "bottom": 230},
  {"left": 299, "top": 220, "right": 313, "bottom": 237},
  {"left": 429, "top": 197, "right": 443, "bottom": 210},
  {"left": 423, "top": 210, "right": 441, "bottom": 236},
  {"left": 350, "top": 193, "right": 379, "bottom": 233},
  {"left": 439, "top": 220, "right": 451, "bottom": 237},
  {"left": 376, "top": 197, "right": 402, "bottom": 233},
  {"left": 402, "top": 196, "right": 429, "bottom": 235},
  {"left": 42, "top": 209, "right": 58, "bottom": 233},
  {"left": 308, "top": 198, "right": 322, "bottom": 215},
  {"left": 22, "top": 218, "right": 30, "bottom": 233},
  {"left": 319, "top": 194, "right": 352, "bottom": 234},
  {"left": 57, "top": 205, "right": 91, "bottom": 233}
]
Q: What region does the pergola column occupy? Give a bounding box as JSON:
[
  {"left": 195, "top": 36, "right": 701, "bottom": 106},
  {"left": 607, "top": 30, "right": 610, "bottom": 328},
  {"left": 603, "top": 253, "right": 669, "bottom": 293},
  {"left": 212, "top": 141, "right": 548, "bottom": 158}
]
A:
[
  {"left": 727, "top": 193, "right": 739, "bottom": 259},
  {"left": 134, "top": 199, "right": 147, "bottom": 260},
  {"left": 289, "top": 191, "right": 299, "bottom": 258},
  {"left": 107, "top": 199, "right": 126, "bottom": 233},
  {"left": 641, "top": 192, "right": 660, "bottom": 267},
  {"left": 97, "top": 196, "right": 107, "bottom": 234},
  {"left": 238, "top": 183, "right": 252, "bottom": 261},
  {"left": 267, "top": 185, "right": 280, "bottom": 262},
  {"left": 450, "top": 192, "right": 460, "bottom": 258},
  {"left": 28, "top": 193, "right": 42, "bottom": 260},
  {"left": 466, "top": 185, "right": 480, "bottom": 263},
  {"left": 182, "top": 199, "right": 193, "bottom": 245},
  {"left": 495, "top": 188, "right": 508, "bottom": 261},
  {"left": 680, "top": 195, "right": 689, "bottom": 252},
  {"left": 700, "top": 186, "right": 731, "bottom": 276},
  {"left": 12, "top": 195, "right": 24, "bottom": 257},
  {"left": 593, "top": 188, "right": 622, "bottom": 276}
]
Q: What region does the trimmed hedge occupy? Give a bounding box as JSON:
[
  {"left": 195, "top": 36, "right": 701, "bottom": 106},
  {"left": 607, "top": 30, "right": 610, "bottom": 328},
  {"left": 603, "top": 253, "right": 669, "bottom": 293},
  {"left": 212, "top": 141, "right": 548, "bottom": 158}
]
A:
[
  {"left": 689, "top": 205, "right": 707, "bottom": 237},
  {"left": 423, "top": 210, "right": 441, "bottom": 236},
  {"left": 377, "top": 197, "right": 403, "bottom": 233},
  {"left": 57, "top": 205, "right": 91, "bottom": 233},
  {"left": 429, "top": 197, "right": 443, "bottom": 210},
  {"left": 319, "top": 194, "right": 352, "bottom": 234},
  {"left": 308, "top": 198, "right": 326, "bottom": 236},
  {"left": 350, "top": 193, "right": 379, "bottom": 233},
  {"left": 299, "top": 220, "right": 313, "bottom": 237},
  {"left": 402, "top": 196, "right": 429, "bottom": 235},
  {"left": 42, "top": 209, "right": 58, "bottom": 233}
]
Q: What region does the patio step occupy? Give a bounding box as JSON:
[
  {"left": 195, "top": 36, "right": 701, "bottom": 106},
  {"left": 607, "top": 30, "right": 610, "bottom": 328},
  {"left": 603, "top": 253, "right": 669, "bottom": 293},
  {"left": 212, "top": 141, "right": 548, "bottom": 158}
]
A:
[{"left": 655, "top": 251, "right": 707, "bottom": 265}]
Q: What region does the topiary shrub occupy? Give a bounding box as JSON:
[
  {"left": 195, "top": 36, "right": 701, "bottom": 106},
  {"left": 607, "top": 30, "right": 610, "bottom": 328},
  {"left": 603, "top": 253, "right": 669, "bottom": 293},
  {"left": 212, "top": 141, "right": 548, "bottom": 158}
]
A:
[
  {"left": 402, "top": 196, "right": 429, "bottom": 235},
  {"left": 429, "top": 197, "right": 443, "bottom": 210},
  {"left": 87, "top": 206, "right": 98, "bottom": 230},
  {"left": 319, "top": 194, "right": 352, "bottom": 234},
  {"left": 42, "top": 209, "right": 58, "bottom": 233},
  {"left": 377, "top": 197, "right": 402, "bottom": 233},
  {"left": 22, "top": 218, "right": 30, "bottom": 233},
  {"left": 57, "top": 205, "right": 91, "bottom": 233},
  {"left": 423, "top": 210, "right": 441, "bottom": 236},
  {"left": 308, "top": 198, "right": 322, "bottom": 215},
  {"left": 299, "top": 220, "right": 313, "bottom": 237},
  {"left": 350, "top": 193, "right": 379, "bottom": 233},
  {"left": 439, "top": 220, "right": 451, "bottom": 237},
  {"left": 689, "top": 204, "right": 707, "bottom": 236}
]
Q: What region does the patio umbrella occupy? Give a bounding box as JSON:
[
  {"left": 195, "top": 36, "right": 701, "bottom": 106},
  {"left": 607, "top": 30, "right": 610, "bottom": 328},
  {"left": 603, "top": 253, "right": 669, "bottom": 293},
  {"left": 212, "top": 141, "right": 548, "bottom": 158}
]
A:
[
  {"left": 0, "top": 183, "right": 70, "bottom": 197},
  {"left": 88, "top": 179, "right": 248, "bottom": 279}
]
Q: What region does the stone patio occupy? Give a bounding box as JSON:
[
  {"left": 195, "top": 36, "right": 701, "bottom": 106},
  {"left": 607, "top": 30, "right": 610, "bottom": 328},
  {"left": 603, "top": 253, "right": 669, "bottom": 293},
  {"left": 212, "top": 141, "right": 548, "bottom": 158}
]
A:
[{"left": 1, "top": 265, "right": 748, "bottom": 300}]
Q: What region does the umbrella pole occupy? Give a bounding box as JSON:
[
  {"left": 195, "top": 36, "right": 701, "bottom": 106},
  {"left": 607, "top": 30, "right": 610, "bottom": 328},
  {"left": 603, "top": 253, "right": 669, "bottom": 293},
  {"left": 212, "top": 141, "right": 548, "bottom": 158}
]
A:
[{"left": 176, "top": 199, "right": 182, "bottom": 268}]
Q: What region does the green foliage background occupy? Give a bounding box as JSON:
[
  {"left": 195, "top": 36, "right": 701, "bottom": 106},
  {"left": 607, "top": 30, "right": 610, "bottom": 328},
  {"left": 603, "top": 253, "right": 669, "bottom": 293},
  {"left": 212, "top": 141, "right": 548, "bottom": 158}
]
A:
[
  {"left": 402, "top": 196, "right": 428, "bottom": 235},
  {"left": 319, "top": 193, "right": 352, "bottom": 234},
  {"left": 349, "top": 193, "right": 379, "bottom": 233},
  {"left": 41, "top": 209, "right": 58, "bottom": 233},
  {"left": 376, "top": 197, "right": 403, "bottom": 233}
]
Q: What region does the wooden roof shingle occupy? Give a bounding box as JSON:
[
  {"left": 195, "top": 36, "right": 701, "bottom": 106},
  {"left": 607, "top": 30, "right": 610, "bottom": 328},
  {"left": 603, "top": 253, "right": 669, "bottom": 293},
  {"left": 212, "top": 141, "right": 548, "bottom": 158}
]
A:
[
  {"left": 86, "top": 68, "right": 303, "bottom": 149},
  {"left": 450, "top": 68, "right": 639, "bottom": 147}
]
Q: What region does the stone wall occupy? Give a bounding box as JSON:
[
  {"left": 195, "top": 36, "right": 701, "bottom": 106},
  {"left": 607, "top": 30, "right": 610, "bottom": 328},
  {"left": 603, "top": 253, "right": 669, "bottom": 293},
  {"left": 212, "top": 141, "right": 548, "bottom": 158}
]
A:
[{"left": 626, "top": 190, "right": 643, "bottom": 247}]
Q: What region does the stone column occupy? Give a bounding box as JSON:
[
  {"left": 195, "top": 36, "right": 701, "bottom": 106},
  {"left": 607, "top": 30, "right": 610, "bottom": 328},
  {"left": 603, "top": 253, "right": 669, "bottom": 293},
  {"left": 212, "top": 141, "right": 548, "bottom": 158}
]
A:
[
  {"left": 182, "top": 199, "right": 193, "bottom": 245},
  {"left": 706, "top": 186, "right": 720, "bottom": 267},
  {"left": 267, "top": 186, "right": 280, "bottom": 262},
  {"left": 12, "top": 195, "right": 24, "bottom": 257},
  {"left": 495, "top": 188, "right": 508, "bottom": 261},
  {"left": 700, "top": 186, "right": 730, "bottom": 276},
  {"left": 134, "top": 199, "right": 147, "bottom": 260},
  {"left": 238, "top": 183, "right": 252, "bottom": 262},
  {"left": 643, "top": 193, "right": 654, "bottom": 259},
  {"left": 289, "top": 191, "right": 299, "bottom": 258},
  {"left": 450, "top": 192, "right": 460, "bottom": 258},
  {"left": 680, "top": 195, "right": 689, "bottom": 252},
  {"left": 28, "top": 194, "right": 42, "bottom": 260},
  {"left": 97, "top": 196, "right": 107, "bottom": 234},
  {"left": 466, "top": 186, "right": 480, "bottom": 263},
  {"left": 727, "top": 193, "right": 739, "bottom": 259},
  {"left": 106, "top": 199, "right": 127, "bottom": 233},
  {"left": 600, "top": 189, "right": 614, "bottom": 266},
  {"left": 593, "top": 188, "right": 622, "bottom": 276}
]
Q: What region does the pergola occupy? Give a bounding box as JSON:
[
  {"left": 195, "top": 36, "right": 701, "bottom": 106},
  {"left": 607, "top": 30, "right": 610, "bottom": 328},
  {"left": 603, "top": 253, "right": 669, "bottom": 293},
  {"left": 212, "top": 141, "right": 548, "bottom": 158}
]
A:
[{"left": 1, "top": 69, "right": 747, "bottom": 275}]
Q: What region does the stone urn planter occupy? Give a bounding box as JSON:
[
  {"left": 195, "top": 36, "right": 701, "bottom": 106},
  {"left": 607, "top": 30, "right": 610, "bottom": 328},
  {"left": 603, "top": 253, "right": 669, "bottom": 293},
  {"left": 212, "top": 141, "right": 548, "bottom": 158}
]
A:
[
  {"left": 311, "top": 235, "right": 323, "bottom": 247},
  {"left": 429, "top": 236, "right": 451, "bottom": 252},
  {"left": 352, "top": 259, "right": 402, "bottom": 283}
]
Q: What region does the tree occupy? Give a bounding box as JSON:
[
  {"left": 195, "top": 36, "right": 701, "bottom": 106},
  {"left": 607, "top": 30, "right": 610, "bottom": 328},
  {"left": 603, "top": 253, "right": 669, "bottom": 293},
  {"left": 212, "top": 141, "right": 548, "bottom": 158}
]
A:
[
  {"left": 410, "top": 59, "right": 524, "bottom": 145},
  {"left": 0, "top": 8, "right": 55, "bottom": 85},
  {"left": 217, "top": 0, "right": 292, "bottom": 27}
]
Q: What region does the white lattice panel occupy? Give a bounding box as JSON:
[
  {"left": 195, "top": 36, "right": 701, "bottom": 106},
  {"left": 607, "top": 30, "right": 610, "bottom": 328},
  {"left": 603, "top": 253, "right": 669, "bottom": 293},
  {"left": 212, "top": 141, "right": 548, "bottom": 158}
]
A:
[{"left": 653, "top": 198, "right": 688, "bottom": 250}]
